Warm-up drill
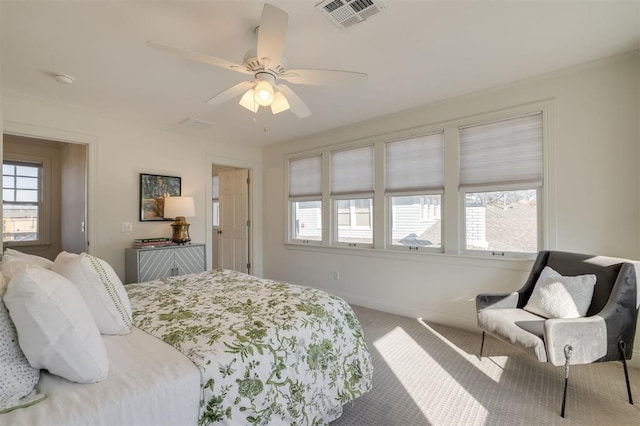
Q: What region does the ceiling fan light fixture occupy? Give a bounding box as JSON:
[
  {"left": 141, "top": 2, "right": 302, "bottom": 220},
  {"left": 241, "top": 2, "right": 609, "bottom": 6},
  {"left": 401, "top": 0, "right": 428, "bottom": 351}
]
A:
[
  {"left": 239, "top": 89, "right": 259, "bottom": 112},
  {"left": 254, "top": 80, "right": 274, "bottom": 106},
  {"left": 270, "top": 91, "right": 290, "bottom": 115}
]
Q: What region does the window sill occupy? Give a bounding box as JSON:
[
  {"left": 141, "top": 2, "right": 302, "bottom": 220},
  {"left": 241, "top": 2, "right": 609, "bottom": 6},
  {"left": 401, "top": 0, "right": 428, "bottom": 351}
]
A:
[{"left": 284, "top": 241, "right": 535, "bottom": 272}]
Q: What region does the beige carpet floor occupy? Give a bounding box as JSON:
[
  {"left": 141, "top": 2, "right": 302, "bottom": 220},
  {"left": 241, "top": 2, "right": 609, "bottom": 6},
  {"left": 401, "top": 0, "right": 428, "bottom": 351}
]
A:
[{"left": 333, "top": 305, "right": 640, "bottom": 426}]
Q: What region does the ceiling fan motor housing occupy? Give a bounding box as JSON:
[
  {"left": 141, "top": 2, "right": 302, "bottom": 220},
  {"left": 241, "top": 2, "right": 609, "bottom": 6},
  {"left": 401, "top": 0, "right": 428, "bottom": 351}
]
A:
[{"left": 243, "top": 48, "right": 287, "bottom": 75}]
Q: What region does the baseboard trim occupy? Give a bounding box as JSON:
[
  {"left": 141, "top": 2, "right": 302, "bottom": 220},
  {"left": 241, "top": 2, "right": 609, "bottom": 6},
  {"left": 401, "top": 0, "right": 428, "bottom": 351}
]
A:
[
  {"left": 322, "top": 286, "right": 479, "bottom": 331},
  {"left": 324, "top": 286, "right": 640, "bottom": 370},
  {"left": 629, "top": 351, "right": 640, "bottom": 369}
]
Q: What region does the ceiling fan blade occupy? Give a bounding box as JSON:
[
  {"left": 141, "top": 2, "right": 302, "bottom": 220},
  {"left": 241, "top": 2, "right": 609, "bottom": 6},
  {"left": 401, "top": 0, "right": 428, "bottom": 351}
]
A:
[
  {"left": 147, "top": 41, "right": 251, "bottom": 75},
  {"left": 277, "top": 84, "right": 311, "bottom": 118},
  {"left": 280, "top": 69, "right": 368, "bottom": 86},
  {"left": 206, "top": 81, "right": 254, "bottom": 106},
  {"left": 257, "top": 4, "right": 288, "bottom": 69}
]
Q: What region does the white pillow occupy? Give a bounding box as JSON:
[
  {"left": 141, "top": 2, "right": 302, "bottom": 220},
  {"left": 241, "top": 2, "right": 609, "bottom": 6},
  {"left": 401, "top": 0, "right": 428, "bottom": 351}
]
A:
[
  {"left": 3, "top": 248, "right": 53, "bottom": 269},
  {"left": 0, "top": 297, "right": 46, "bottom": 414},
  {"left": 524, "top": 266, "right": 597, "bottom": 319},
  {"left": 52, "top": 252, "right": 132, "bottom": 335},
  {"left": 3, "top": 265, "right": 109, "bottom": 383}
]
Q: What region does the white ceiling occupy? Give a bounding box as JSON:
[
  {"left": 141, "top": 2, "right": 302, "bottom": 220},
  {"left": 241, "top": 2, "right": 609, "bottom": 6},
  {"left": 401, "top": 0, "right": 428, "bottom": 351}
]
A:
[{"left": 2, "top": 1, "right": 638, "bottom": 148}]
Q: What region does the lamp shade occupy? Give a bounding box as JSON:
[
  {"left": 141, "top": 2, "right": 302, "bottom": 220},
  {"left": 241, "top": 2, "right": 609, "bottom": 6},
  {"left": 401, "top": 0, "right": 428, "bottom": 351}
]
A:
[{"left": 163, "top": 196, "right": 196, "bottom": 219}]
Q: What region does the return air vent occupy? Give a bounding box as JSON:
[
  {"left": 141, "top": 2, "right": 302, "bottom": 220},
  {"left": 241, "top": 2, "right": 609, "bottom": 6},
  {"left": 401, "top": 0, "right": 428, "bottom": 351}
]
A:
[{"left": 316, "top": 0, "right": 386, "bottom": 29}]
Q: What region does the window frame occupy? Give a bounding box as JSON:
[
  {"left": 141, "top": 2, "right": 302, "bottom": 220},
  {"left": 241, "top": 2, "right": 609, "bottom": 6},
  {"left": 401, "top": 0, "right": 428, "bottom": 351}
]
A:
[
  {"left": 387, "top": 190, "right": 443, "bottom": 253},
  {"left": 457, "top": 111, "right": 545, "bottom": 258},
  {"left": 332, "top": 194, "right": 375, "bottom": 248},
  {"left": 460, "top": 185, "right": 542, "bottom": 258},
  {"left": 2, "top": 157, "right": 51, "bottom": 248},
  {"left": 289, "top": 196, "right": 323, "bottom": 245},
  {"left": 287, "top": 153, "right": 324, "bottom": 245}
]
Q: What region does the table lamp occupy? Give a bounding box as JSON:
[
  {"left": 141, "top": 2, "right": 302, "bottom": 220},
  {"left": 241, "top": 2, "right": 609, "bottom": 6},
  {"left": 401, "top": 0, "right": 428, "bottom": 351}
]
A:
[{"left": 163, "top": 196, "right": 195, "bottom": 244}]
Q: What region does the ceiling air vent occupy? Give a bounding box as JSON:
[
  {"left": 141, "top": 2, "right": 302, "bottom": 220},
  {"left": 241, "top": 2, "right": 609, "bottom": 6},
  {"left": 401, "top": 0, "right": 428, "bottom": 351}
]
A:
[{"left": 316, "top": 0, "right": 386, "bottom": 29}]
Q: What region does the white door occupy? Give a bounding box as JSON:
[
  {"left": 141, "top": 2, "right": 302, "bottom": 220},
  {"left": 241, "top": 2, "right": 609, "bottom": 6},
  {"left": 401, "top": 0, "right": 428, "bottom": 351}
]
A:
[{"left": 218, "top": 169, "right": 249, "bottom": 273}]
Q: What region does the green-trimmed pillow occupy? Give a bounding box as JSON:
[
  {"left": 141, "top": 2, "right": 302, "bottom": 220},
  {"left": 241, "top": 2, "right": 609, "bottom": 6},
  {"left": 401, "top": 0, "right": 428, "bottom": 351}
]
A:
[{"left": 52, "top": 252, "right": 132, "bottom": 335}]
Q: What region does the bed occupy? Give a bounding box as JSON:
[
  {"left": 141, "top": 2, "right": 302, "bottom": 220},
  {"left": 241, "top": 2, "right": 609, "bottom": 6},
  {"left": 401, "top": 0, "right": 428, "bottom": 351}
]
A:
[{"left": 1, "top": 265, "right": 373, "bottom": 425}]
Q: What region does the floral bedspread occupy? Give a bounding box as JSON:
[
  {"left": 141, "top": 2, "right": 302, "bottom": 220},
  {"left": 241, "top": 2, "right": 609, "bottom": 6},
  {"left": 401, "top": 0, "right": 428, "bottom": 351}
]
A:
[{"left": 126, "top": 269, "right": 373, "bottom": 425}]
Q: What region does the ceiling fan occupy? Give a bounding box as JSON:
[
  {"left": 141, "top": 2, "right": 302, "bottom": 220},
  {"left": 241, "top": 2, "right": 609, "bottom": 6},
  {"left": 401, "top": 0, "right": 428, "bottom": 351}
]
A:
[{"left": 147, "top": 3, "right": 367, "bottom": 118}]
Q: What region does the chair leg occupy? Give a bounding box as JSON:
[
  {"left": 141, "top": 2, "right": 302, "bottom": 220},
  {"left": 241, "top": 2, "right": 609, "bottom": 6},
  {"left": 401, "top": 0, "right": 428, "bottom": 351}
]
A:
[
  {"left": 480, "top": 331, "right": 485, "bottom": 358},
  {"left": 618, "top": 340, "right": 634, "bottom": 405},
  {"left": 561, "top": 344, "right": 573, "bottom": 418}
]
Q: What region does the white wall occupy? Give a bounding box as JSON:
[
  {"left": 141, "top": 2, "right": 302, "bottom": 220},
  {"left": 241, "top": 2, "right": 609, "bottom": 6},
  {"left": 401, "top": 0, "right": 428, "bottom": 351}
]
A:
[
  {"left": 1, "top": 91, "right": 263, "bottom": 278},
  {"left": 262, "top": 51, "right": 640, "bottom": 364}
]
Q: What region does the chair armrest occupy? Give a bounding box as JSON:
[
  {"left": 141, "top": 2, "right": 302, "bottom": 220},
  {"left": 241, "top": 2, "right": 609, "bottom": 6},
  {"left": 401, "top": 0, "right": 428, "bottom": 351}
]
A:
[
  {"left": 476, "top": 292, "right": 519, "bottom": 312},
  {"left": 543, "top": 316, "right": 607, "bottom": 366}
]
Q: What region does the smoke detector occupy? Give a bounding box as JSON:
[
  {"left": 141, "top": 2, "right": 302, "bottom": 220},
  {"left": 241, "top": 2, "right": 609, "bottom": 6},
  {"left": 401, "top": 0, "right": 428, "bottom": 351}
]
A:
[
  {"left": 52, "top": 73, "right": 74, "bottom": 84},
  {"left": 316, "top": 0, "right": 386, "bottom": 29}
]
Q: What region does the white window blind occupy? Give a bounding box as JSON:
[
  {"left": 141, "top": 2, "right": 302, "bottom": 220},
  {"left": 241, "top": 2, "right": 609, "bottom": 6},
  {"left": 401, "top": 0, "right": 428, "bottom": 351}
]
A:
[
  {"left": 289, "top": 155, "right": 322, "bottom": 197},
  {"left": 211, "top": 176, "right": 219, "bottom": 199},
  {"left": 331, "top": 145, "right": 374, "bottom": 195},
  {"left": 459, "top": 113, "right": 543, "bottom": 189},
  {"left": 386, "top": 132, "right": 444, "bottom": 193}
]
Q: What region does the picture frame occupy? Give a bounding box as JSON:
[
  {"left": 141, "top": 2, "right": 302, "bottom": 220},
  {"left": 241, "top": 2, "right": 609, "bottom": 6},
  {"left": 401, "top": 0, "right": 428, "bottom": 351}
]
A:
[{"left": 139, "top": 173, "right": 181, "bottom": 221}]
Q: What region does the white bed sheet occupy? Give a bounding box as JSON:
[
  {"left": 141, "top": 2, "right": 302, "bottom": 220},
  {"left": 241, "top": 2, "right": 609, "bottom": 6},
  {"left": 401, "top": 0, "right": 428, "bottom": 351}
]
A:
[{"left": 0, "top": 327, "right": 201, "bottom": 426}]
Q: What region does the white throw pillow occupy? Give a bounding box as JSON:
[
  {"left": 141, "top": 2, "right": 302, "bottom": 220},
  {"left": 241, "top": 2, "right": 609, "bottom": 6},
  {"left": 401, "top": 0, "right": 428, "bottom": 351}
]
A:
[
  {"left": 1, "top": 249, "right": 53, "bottom": 282},
  {"left": 3, "top": 265, "right": 109, "bottom": 383},
  {"left": 524, "top": 266, "right": 597, "bottom": 319},
  {"left": 0, "top": 296, "right": 46, "bottom": 414},
  {"left": 3, "top": 249, "right": 53, "bottom": 268},
  {"left": 52, "top": 252, "right": 132, "bottom": 335}
]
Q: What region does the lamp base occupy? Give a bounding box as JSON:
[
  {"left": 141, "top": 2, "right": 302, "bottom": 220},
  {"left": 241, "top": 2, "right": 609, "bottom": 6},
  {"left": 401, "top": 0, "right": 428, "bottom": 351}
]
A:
[{"left": 170, "top": 216, "right": 191, "bottom": 245}]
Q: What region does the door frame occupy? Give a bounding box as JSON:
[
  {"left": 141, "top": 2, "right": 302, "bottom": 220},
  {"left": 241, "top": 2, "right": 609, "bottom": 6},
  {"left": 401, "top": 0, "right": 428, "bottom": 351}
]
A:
[
  {"left": 206, "top": 155, "right": 262, "bottom": 277},
  {"left": 3, "top": 120, "right": 95, "bottom": 253}
]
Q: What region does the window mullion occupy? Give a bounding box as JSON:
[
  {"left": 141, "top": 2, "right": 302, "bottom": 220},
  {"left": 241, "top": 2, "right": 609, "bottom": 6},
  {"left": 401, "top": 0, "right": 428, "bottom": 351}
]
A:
[
  {"left": 443, "top": 126, "right": 460, "bottom": 254},
  {"left": 321, "top": 152, "right": 331, "bottom": 246},
  {"left": 373, "top": 141, "right": 385, "bottom": 249}
]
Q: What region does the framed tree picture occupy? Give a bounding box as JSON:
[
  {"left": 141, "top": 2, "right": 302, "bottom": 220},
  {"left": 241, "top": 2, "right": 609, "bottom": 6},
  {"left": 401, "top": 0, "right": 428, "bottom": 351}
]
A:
[{"left": 139, "top": 174, "right": 181, "bottom": 221}]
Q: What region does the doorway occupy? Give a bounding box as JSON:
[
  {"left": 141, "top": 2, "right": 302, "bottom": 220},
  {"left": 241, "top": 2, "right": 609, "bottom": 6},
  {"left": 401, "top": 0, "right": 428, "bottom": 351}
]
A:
[
  {"left": 2, "top": 134, "right": 88, "bottom": 259},
  {"left": 211, "top": 164, "right": 251, "bottom": 274}
]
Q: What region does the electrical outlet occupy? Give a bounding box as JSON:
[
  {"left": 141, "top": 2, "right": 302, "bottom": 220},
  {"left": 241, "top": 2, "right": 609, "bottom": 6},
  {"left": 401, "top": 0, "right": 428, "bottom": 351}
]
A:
[{"left": 121, "top": 222, "right": 133, "bottom": 232}]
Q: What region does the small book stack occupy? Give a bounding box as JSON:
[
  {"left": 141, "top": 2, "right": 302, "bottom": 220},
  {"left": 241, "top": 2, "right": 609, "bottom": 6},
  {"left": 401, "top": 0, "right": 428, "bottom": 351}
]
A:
[{"left": 132, "top": 237, "right": 173, "bottom": 248}]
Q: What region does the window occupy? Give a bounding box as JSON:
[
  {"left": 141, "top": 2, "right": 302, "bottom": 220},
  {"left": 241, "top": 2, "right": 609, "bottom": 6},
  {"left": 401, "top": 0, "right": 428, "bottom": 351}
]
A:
[
  {"left": 386, "top": 133, "right": 444, "bottom": 250},
  {"left": 285, "top": 102, "right": 548, "bottom": 259},
  {"left": 211, "top": 176, "right": 219, "bottom": 227},
  {"left": 331, "top": 146, "right": 374, "bottom": 246},
  {"left": 289, "top": 155, "right": 322, "bottom": 243},
  {"left": 459, "top": 113, "right": 543, "bottom": 254},
  {"left": 3, "top": 162, "right": 42, "bottom": 243}
]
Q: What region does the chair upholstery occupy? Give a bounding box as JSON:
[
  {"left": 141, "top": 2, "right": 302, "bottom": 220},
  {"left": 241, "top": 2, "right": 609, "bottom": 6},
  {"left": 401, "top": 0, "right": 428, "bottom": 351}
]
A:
[{"left": 476, "top": 250, "right": 638, "bottom": 417}]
